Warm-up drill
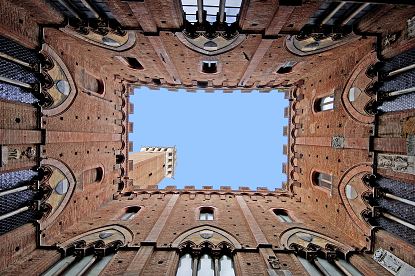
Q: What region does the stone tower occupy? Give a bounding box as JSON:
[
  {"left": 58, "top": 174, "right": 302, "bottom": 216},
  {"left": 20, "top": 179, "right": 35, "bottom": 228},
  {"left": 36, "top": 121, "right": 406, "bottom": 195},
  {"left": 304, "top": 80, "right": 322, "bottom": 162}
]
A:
[
  {"left": 128, "top": 146, "right": 177, "bottom": 189},
  {"left": 0, "top": 0, "right": 414, "bottom": 275}
]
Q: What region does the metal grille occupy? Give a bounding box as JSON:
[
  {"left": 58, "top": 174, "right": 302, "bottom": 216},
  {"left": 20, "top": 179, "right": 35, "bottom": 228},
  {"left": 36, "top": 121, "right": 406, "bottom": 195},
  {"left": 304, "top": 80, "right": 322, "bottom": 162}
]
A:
[
  {"left": 0, "top": 82, "right": 37, "bottom": 104},
  {"left": 374, "top": 177, "right": 415, "bottom": 245},
  {"left": 378, "top": 47, "right": 415, "bottom": 112},
  {"left": 0, "top": 170, "right": 38, "bottom": 235},
  {"left": 0, "top": 36, "right": 40, "bottom": 64},
  {"left": 0, "top": 36, "right": 39, "bottom": 104},
  {"left": 91, "top": 0, "right": 115, "bottom": 19},
  {"left": 376, "top": 217, "right": 415, "bottom": 246},
  {"left": 380, "top": 48, "right": 415, "bottom": 74}
]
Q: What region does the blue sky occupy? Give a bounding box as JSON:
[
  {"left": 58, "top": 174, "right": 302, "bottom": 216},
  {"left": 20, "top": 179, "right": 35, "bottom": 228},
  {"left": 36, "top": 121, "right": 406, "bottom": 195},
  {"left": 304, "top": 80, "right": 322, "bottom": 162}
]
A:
[{"left": 129, "top": 87, "right": 288, "bottom": 190}]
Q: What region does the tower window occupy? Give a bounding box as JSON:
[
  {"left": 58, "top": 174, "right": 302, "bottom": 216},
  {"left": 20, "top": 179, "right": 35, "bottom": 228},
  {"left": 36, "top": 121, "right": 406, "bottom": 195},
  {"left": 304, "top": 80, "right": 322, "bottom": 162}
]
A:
[
  {"left": 123, "top": 57, "right": 144, "bottom": 70},
  {"left": 202, "top": 61, "right": 218, "bottom": 74},
  {"left": 120, "top": 206, "right": 141, "bottom": 221},
  {"left": 315, "top": 95, "right": 334, "bottom": 112},
  {"left": 313, "top": 172, "right": 332, "bottom": 191},
  {"left": 273, "top": 209, "right": 293, "bottom": 223},
  {"left": 276, "top": 61, "right": 297, "bottom": 74},
  {"left": 199, "top": 207, "right": 214, "bottom": 220}
]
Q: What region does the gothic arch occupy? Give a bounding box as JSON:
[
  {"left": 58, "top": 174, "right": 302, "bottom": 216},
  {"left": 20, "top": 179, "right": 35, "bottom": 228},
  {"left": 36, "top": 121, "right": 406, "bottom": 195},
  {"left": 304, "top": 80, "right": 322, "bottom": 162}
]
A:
[
  {"left": 40, "top": 44, "right": 77, "bottom": 117},
  {"left": 39, "top": 158, "right": 76, "bottom": 230},
  {"left": 60, "top": 27, "right": 136, "bottom": 51},
  {"left": 338, "top": 163, "right": 373, "bottom": 233},
  {"left": 341, "top": 51, "right": 377, "bottom": 124},
  {"left": 280, "top": 227, "right": 355, "bottom": 254},
  {"left": 172, "top": 225, "right": 242, "bottom": 250},
  {"left": 58, "top": 224, "right": 133, "bottom": 249}
]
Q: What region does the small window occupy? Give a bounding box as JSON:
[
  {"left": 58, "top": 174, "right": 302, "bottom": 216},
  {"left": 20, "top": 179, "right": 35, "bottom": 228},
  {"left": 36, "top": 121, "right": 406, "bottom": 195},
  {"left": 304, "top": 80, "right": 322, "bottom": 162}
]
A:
[
  {"left": 273, "top": 209, "right": 293, "bottom": 223},
  {"left": 82, "top": 71, "right": 105, "bottom": 94},
  {"left": 202, "top": 61, "right": 218, "bottom": 74},
  {"left": 124, "top": 57, "right": 144, "bottom": 70},
  {"left": 276, "top": 61, "right": 297, "bottom": 74},
  {"left": 120, "top": 206, "right": 140, "bottom": 221},
  {"left": 81, "top": 167, "right": 104, "bottom": 185},
  {"left": 197, "top": 81, "right": 208, "bottom": 88},
  {"left": 315, "top": 95, "right": 334, "bottom": 112},
  {"left": 313, "top": 172, "right": 332, "bottom": 190},
  {"left": 199, "top": 207, "right": 214, "bottom": 220}
]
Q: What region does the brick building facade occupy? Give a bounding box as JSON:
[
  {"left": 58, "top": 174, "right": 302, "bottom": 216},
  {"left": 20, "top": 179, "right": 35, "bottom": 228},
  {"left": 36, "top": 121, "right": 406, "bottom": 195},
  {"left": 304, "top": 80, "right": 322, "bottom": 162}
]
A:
[{"left": 0, "top": 0, "right": 414, "bottom": 275}]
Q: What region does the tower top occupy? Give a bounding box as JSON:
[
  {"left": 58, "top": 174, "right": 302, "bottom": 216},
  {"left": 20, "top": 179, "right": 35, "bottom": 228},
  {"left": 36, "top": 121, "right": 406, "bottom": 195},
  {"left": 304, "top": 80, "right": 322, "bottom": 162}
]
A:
[{"left": 140, "top": 146, "right": 177, "bottom": 178}]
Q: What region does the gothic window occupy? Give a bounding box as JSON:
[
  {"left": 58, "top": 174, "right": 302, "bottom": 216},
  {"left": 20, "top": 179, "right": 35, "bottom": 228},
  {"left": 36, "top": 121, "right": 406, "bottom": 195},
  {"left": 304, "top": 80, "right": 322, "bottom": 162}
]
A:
[
  {"left": 199, "top": 207, "right": 214, "bottom": 220},
  {"left": 120, "top": 206, "right": 141, "bottom": 221},
  {"left": 182, "top": 0, "right": 242, "bottom": 24},
  {"left": 42, "top": 226, "right": 131, "bottom": 276},
  {"left": 81, "top": 167, "right": 104, "bottom": 185},
  {"left": 314, "top": 95, "right": 334, "bottom": 112},
  {"left": 282, "top": 229, "right": 363, "bottom": 276},
  {"left": 276, "top": 61, "right": 297, "bottom": 74},
  {"left": 202, "top": 61, "right": 218, "bottom": 74},
  {"left": 176, "top": 248, "right": 235, "bottom": 276},
  {"left": 312, "top": 172, "right": 332, "bottom": 191},
  {"left": 273, "top": 209, "right": 293, "bottom": 223}
]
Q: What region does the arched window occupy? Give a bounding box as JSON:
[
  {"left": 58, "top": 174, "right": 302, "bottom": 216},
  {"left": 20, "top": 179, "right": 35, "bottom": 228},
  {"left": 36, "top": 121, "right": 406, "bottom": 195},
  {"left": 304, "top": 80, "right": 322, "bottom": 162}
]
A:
[
  {"left": 81, "top": 167, "right": 104, "bottom": 185},
  {"left": 199, "top": 207, "right": 214, "bottom": 220},
  {"left": 273, "top": 209, "right": 293, "bottom": 223},
  {"left": 276, "top": 61, "right": 297, "bottom": 74},
  {"left": 123, "top": 57, "right": 144, "bottom": 70},
  {"left": 120, "top": 206, "right": 140, "bottom": 221},
  {"left": 313, "top": 172, "right": 332, "bottom": 191},
  {"left": 81, "top": 70, "right": 105, "bottom": 95},
  {"left": 42, "top": 226, "right": 132, "bottom": 276},
  {"left": 282, "top": 229, "right": 363, "bottom": 276},
  {"left": 314, "top": 95, "right": 334, "bottom": 112}
]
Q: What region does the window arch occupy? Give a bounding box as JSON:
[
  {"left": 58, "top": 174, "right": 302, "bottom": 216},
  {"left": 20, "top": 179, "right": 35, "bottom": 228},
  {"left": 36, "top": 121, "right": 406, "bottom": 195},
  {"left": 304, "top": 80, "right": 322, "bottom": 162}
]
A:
[
  {"left": 314, "top": 95, "right": 334, "bottom": 112},
  {"left": 120, "top": 206, "right": 141, "bottom": 221},
  {"left": 280, "top": 228, "right": 363, "bottom": 276},
  {"left": 199, "top": 207, "right": 214, "bottom": 220},
  {"left": 80, "top": 167, "right": 104, "bottom": 185},
  {"left": 312, "top": 171, "right": 332, "bottom": 192},
  {"left": 42, "top": 225, "right": 132, "bottom": 276},
  {"left": 273, "top": 209, "right": 293, "bottom": 223},
  {"left": 81, "top": 70, "right": 105, "bottom": 95}
]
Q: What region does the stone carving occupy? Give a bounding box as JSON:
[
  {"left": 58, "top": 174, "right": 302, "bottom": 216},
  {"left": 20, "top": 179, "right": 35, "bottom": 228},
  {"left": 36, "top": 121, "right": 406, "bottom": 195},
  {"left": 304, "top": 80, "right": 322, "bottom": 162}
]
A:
[
  {"left": 268, "top": 256, "right": 281, "bottom": 269},
  {"left": 0, "top": 146, "right": 8, "bottom": 166},
  {"left": 332, "top": 136, "right": 345, "bottom": 149},
  {"left": 7, "top": 147, "right": 36, "bottom": 160},
  {"left": 377, "top": 154, "right": 415, "bottom": 175},
  {"left": 373, "top": 248, "right": 415, "bottom": 275}
]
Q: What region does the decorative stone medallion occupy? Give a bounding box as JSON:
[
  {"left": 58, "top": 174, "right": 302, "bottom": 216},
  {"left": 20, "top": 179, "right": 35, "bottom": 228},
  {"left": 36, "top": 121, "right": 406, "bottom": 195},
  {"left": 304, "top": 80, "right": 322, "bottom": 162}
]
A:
[
  {"left": 200, "top": 230, "right": 213, "bottom": 239},
  {"left": 332, "top": 136, "right": 345, "bottom": 149}
]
